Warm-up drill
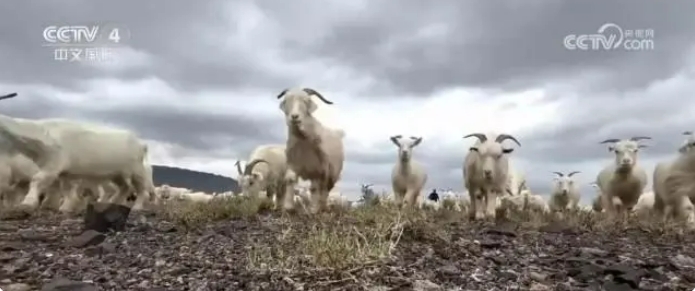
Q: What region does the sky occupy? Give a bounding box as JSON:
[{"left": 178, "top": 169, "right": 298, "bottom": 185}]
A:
[{"left": 1, "top": 1, "right": 694, "bottom": 204}]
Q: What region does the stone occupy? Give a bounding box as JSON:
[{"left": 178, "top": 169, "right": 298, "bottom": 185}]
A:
[{"left": 83, "top": 202, "right": 131, "bottom": 233}]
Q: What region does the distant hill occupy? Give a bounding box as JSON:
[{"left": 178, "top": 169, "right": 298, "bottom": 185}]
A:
[{"left": 152, "top": 165, "right": 239, "bottom": 194}]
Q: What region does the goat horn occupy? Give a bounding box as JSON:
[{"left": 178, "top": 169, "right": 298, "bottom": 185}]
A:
[
  {"left": 683, "top": 131, "right": 693, "bottom": 136},
  {"left": 599, "top": 138, "right": 621, "bottom": 144},
  {"left": 567, "top": 171, "right": 581, "bottom": 177},
  {"left": 495, "top": 134, "right": 521, "bottom": 147},
  {"left": 629, "top": 136, "right": 652, "bottom": 141},
  {"left": 303, "top": 88, "right": 333, "bottom": 105},
  {"left": 235, "top": 160, "right": 243, "bottom": 175},
  {"left": 390, "top": 135, "right": 402, "bottom": 145},
  {"left": 638, "top": 144, "right": 648, "bottom": 149},
  {"left": 463, "top": 133, "right": 487, "bottom": 143},
  {"left": 552, "top": 171, "right": 564, "bottom": 177},
  {"left": 243, "top": 159, "right": 269, "bottom": 175},
  {"left": 276, "top": 89, "right": 289, "bottom": 99},
  {"left": 0, "top": 93, "right": 17, "bottom": 101}
]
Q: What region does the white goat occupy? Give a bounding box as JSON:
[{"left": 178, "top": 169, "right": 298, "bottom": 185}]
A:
[
  {"left": 506, "top": 165, "right": 527, "bottom": 196},
  {"left": 440, "top": 189, "right": 463, "bottom": 211},
  {"left": 327, "top": 189, "right": 351, "bottom": 208},
  {"left": 0, "top": 102, "right": 151, "bottom": 212},
  {"left": 155, "top": 184, "right": 193, "bottom": 202},
  {"left": 596, "top": 137, "right": 650, "bottom": 217},
  {"left": 277, "top": 87, "right": 345, "bottom": 214},
  {"left": 589, "top": 182, "right": 604, "bottom": 212},
  {"left": 499, "top": 185, "right": 549, "bottom": 214},
  {"left": 653, "top": 132, "right": 695, "bottom": 224},
  {"left": 548, "top": 171, "right": 581, "bottom": 212},
  {"left": 390, "top": 135, "right": 427, "bottom": 209},
  {"left": 235, "top": 144, "right": 288, "bottom": 206},
  {"left": 463, "top": 132, "right": 522, "bottom": 220},
  {"left": 0, "top": 151, "right": 39, "bottom": 208},
  {"left": 182, "top": 191, "right": 214, "bottom": 203},
  {"left": 632, "top": 190, "right": 655, "bottom": 216}
]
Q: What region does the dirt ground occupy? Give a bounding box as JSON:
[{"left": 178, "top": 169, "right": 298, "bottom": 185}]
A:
[{"left": 1, "top": 197, "right": 695, "bottom": 291}]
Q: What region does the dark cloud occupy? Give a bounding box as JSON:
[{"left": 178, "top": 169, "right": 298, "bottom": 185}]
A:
[
  {"left": 264, "top": 0, "right": 695, "bottom": 96},
  {"left": 0, "top": 0, "right": 293, "bottom": 92},
  {"left": 92, "top": 106, "right": 285, "bottom": 152},
  {"left": 4, "top": 1, "right": 693, "bottom": 97}
]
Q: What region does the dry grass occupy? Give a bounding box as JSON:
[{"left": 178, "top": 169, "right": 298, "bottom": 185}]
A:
[
  {"left": 158, "top": 197, "right": 693, "bottom": 270},
  {"left": 156, "top": 195, "right": 274, "bottom": 228}
]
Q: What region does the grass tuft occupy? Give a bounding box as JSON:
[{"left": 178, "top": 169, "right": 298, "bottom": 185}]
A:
[
  {"left": 157, "top": 195, "right": 694, "bottom": 270},
  {"left": 157, "top": 195, "right": 273, "bottom": 228}
]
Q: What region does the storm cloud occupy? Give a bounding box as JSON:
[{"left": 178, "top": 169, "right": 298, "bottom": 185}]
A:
[{"left": 1, "top": 0, "right": 694, "bottom": 201}]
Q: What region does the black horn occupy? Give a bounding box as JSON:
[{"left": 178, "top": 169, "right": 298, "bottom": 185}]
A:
[
  {"left": 463, "top": 133, "right": 487, "bottom": 143},
  {"left": 495, "top": 134, "right": 521, "bottom": 147},
  {"left": 276, "top": 89, "right": 289, "bottom": 99},
  {"left": 629, "top": 136, "right": 652, "bottom": 141},
  {"left": 683, "top": 131, "right": 693, "bottom": 136},
  {"left": 638, "top": 144, "right": 648, "bottom": 149},
  {"left": 552, "top": 171, "right": 564, "bottom": 177},
  {"left": 0, "top": 93, "right": 17, "bottom": 101},
  {"left": 235, "top": 160, "right": 243, "bottom": 175},
  {"left": 243, "top": 159, "right": 269, "bottom": 175},
  {"left": 303, "top": 88, "right": 333, "bottom": 104},
  {"left": 599, "top": 138, "right": 621, "bottom": 144},
  {"left": 390, "top": 135, "right": 402, "bottom": 145},
  {"left": 567, "top": 171, "right": 581, "bottom": 177}
]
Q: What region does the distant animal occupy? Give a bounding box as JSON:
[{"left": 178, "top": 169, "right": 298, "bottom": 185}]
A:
[
  {"left": 390, "top": 135, "right": 428, "bottom": 209},
  {"left": 548, "top": 171, "right": 581, "bottom": 212}
]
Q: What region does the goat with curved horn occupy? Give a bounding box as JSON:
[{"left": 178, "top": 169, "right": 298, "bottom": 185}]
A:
[
  {"left": 495, "top": 134, "right": 521, "bottom": 147},
  {"left": 600, "top": 138, "right": 621, "bottom": 144},
  {"left": 303, "top": 88, "right": 333, "bottom": 104},
  {"left": 463, "top": 133, "right": 487, "bottom": 142},
  {"left": 243, "top": 159, "right": 269, "bottom": 175},
  {"left": 552, "top": 171, "right": 564, "bottom": 177},
  {"left": 629, "top": 136, "right": 652, "bottom": 141},
  {"left": 0, "top": 93, "right": 17, "bottom": 101},
  {"left": 567, "top": 171, "right": 581, "bottom": 177}
]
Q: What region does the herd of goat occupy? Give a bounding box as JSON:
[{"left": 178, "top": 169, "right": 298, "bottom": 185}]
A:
[{"left": 1, "top": 89, "right": 695, "bottom": 229}]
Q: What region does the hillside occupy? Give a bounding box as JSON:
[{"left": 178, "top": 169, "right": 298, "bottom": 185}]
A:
[{"left": 152, "top": 165, "right": 239, "bottom": 193}]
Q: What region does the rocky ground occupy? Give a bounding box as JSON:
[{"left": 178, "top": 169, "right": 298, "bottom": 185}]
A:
[{"left": 1, "top": 208, "right": 695, "bottom": 291}]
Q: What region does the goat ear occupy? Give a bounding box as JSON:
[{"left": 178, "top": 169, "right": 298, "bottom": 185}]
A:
[
  {"left": 306, "top": 99, "right": 318, "bottom": 113},
  {"left": 502, "top": 148, "right": 514, "bottom": 154},
  {"left": 469, "top": 147, "right": 478, "bottom": 152}
]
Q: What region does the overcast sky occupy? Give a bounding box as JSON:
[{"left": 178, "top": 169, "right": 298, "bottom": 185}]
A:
[{"left": 1, "top": 1, "right": 694, "bottom": 204}]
